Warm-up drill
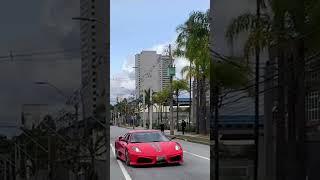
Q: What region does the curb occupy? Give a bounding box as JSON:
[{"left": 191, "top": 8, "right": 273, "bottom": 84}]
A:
[{"left": 167, "top": 135, "right": 209, "bottom": 145}]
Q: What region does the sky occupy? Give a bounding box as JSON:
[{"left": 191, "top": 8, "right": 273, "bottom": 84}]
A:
[
  {"left": 0, "top": 0, "right": 81, "bottom": 137},
  {"left": 110, "top": 0, "right": 210, "bottom": 103}
]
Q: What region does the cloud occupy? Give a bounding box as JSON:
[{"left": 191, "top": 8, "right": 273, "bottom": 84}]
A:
[{"left": 174, "top": 57, "right": 189, "bottom": 79}]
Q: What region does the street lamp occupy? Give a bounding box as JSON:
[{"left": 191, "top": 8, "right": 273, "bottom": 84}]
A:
[{"left": 34, "top": 81, "right": 68, "bottom": 100}]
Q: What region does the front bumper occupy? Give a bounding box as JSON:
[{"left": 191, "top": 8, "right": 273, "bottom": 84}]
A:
[{"left": 128, "top": 151, "right": 183, "bottom": 166}]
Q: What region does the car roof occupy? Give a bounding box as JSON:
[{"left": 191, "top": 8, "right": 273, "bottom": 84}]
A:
[{"left": 128, "top": 129, "right": 160, "bottom": 133}]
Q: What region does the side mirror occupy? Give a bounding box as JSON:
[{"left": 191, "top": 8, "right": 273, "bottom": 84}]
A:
[{"left": 118, "top": 136, "right": 123, "bottom": 141}]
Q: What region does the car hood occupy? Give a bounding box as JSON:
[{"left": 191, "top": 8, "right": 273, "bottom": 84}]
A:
[{"left": 129, "top": 141, "right": 180, "bottom": 155}]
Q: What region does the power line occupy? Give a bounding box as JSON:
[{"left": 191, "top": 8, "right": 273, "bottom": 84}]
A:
[{"left": 0, "top": 48, "right": 80, "bottom": 60}]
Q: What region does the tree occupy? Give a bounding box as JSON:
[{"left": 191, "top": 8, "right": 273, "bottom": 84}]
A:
[
  {"left": 153, "top": 89, "right": 170, "bottom": 126},
  {"left": 175, "top": 10, "right": 211, "bottom": 134},
  {"left": 172, "top": 79, "right": 189, "bottom": 130},
  {"left": 176, "top": 9, "right": 250, "bottom": 134}
]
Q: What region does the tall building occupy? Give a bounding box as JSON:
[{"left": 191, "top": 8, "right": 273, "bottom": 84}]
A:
[
  {"left": 80, "top": 0, "right": 107, "bottom": 120},
  {"left": 135, "top": 51, "right": 171, "bottom": 98}
]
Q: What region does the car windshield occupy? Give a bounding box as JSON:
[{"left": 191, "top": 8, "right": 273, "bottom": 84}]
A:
[{"left": 130, "top": 132, "right": 170, "bottom": 143}]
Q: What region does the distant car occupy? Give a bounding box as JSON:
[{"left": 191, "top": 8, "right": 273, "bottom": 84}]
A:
[{"left": 115, "top": 130, "right": 183, "bottom": 166}]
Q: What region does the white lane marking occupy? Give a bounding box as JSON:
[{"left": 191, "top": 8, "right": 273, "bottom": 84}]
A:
[
  {"left": 110, "top": 144, "right": 132, "bottom": 180},
  {"left": 183, "top": 151, "right": 210, "bottom": 160}
]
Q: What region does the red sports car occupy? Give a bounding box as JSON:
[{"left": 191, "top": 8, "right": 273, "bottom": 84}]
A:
[{"left": 115, "top": 130, "right": 183, "bottom": 166}]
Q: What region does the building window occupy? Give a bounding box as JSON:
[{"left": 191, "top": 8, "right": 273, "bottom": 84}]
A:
[
  {"left": 306, "top": 91, "right": 320, "bottom": 123},
  {"left": 91, "top": 25, "right": 95, "bottom": 29}
]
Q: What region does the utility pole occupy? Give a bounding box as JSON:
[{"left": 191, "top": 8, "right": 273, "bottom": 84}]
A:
[
  {"left": 254, "top": 0, "right": 261, "bottom": 180},
  {"left": 4, "top": 159, "right": 7, "bottom": 180},
  {"left": 169, "top": 44, "right": 175, "bottom": 135},
  {"left": 14, "top": 142, "right": 18, "bottom": 180},
  {"left": 149, "top": 89, "right": 153, "bottom": 130},
  {"left": 48, "top": 134, "right": 51, "bottom": 180}
]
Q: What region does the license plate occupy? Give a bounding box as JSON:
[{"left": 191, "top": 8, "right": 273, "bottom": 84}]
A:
[{"left": 157, "top": 156, "right": 165, "bottom": 161}]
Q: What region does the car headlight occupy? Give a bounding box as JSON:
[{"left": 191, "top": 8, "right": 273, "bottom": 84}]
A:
[
  {"left": 175, "top": 144, "right": 181, "bottom": 151},
  {"left": 132, "top": 146, "right": 142, "bottom": 152}
]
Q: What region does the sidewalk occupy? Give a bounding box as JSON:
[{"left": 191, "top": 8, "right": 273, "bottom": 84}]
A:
[{"left": 119, "top": 125, "right": 209, "bottom": 145}]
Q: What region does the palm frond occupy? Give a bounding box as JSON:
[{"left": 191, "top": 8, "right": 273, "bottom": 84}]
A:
[{"left": 225, "top": 13, "right": 257, "bottom": 44}]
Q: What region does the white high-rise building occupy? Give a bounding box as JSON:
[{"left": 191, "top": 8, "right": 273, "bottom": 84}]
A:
[
  {"left": 135, "top": 51, "right": 171, "bottom": 98},
  {"left": 80, "top": 0, "right": 107, "bottom": 120}
]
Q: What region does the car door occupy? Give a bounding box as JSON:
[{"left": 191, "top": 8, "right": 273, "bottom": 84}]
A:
[{"left": 118, "top": 133, "right": 129, "bottom": 156}]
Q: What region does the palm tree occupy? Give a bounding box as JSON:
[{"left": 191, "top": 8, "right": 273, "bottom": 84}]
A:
[
  {"left": 175, "top": 10, "right": 211, "bottom": 134},
  {"left": 172, "top": 79, "right": 189, "bottom": 130}
]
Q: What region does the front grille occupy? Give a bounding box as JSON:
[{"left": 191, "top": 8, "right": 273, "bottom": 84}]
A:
[
  {"left": 170, "top": 155, "right": 181, "bottom": 162},
  {"left": 137, "top": 158, "right": 152, "bottom": 163}
]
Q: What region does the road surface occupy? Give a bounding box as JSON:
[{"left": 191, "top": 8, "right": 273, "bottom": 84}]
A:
[{"left": 110, "top": 126, "right": 210, "bottom": 180}]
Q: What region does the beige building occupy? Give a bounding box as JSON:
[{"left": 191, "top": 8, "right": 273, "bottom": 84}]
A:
[{"left": 135, "top": 51, "right": 171, "bottom": 98}]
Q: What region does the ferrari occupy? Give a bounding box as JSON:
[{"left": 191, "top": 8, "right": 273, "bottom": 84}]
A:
[{"left": 115, "top": 130, "right": 183, "bottom": 166}]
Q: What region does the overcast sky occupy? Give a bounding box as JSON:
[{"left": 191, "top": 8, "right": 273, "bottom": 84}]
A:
[{"left": 0, "top": 0, "right": 81, "bottom": 137}]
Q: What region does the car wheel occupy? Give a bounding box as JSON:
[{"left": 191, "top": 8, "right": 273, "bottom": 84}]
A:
[
  {"left": 125, "top": 149, "right": 131, "bottom": 166},
  {"left": 115, "top": 149, "right": 120, "bottom": 160}
]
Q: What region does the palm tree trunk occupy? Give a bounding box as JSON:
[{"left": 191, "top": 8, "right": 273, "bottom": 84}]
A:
[
  {"left": 274, "top": 10, "right": 286, "bottom": 180},
  {"left": 160, "top": 104, "right": 163, "bottom": 123},
  {"left": 196, "top": 78, "right": 200, "bottom": 134},
  {"left": 148, "top": 105, "right": 151, "bottom": 129},
  {"left": 199, "top": 76, "right": 207, "bottom": 135}
]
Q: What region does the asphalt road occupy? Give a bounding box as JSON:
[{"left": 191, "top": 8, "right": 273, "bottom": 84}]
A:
[{"left": 110, "top": 126, "right": 210, "bottom": 180}]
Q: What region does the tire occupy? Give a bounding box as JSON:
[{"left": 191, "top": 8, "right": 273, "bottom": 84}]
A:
[
  {"left": 115, "top": 149, "right": 120, "bottom": 160},
  {"left": 125, "top": 149, "right": 131, "bottom": 166}
]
